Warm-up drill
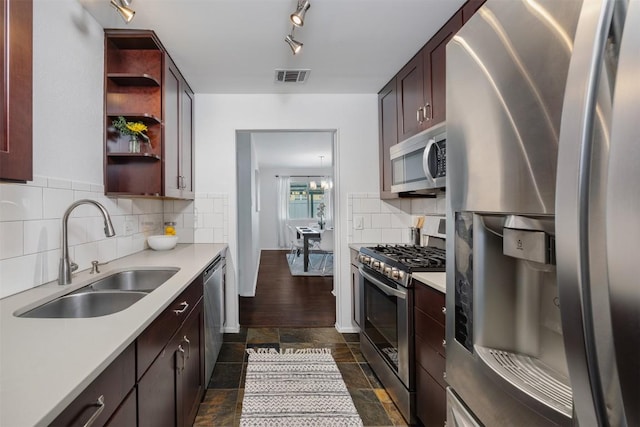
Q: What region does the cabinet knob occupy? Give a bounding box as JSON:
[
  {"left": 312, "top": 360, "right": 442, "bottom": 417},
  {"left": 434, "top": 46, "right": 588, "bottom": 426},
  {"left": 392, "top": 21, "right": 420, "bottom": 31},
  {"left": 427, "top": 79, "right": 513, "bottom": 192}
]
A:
[
  {"left": 183, "top": 335, "right": 191, "bottom": 359},
  {"left": 424, "top": 103, "right": 432, "bottom": 121},
  {"left": 173, "top": 301, "right": 189, "bottom": 315},
  {"left": 177, "top": 344, "right": 186, "bottom": 371},
  {"left": 441, "top": 306, "right": 447, "bottom": 315}
]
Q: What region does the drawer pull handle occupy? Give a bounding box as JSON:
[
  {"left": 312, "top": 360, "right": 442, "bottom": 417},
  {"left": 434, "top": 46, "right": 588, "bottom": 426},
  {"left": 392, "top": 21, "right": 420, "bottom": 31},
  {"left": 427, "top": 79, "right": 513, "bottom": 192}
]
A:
[
  {"left": 183, "top": 335, "right": 191, "bottom": 359},
  {"left": 441, "top": 306, "right": 447, "bottom": 315},
  {"left": 173, "top": 301, "right": 189, "bottom": 315},
  {"left": 177, "top": 344, "right": 186, "bottom": 371},
  {"left": 83, "top": 395, "right": 105, "bottom": 427}
]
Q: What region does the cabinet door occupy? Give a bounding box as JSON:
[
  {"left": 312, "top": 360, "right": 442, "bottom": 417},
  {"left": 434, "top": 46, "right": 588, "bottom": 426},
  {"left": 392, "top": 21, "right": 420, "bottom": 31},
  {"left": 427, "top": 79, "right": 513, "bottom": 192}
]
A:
[
  {"left": 396, "top": 53, "right": 425, "bottom": 141},
  {"left": 179, "top": 86, "right": 195, "bottom": 199},
  {"left": 378, "top": 78, "right": 399, "bottom": 200},
  {"left": 351, "top": 263, "right": 361, "bottom": 326},
  {"left": 1, "top": 0, "right": 32, "bottom": 182},
  {"left": 164, "top": 59, "right": 181, "bottom": 198},
  {"left": 462, "top": 0, "right": 487, "bottom": 24},
  {"left": 176, "top": 301, "right": 205, "bottom": 427},
  {"left": 422, "top": 11, "right": 463, "bottom": 127},
  {"left": 138, "top": 345, "right": 177, "bottom": 427}
]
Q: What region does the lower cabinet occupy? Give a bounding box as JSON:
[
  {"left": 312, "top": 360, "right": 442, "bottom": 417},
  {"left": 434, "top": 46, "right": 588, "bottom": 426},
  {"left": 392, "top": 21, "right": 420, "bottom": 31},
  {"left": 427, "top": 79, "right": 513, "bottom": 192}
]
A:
[
  {"left": 53, "top": 275, "right": 206, "bottom": 427},
  {"left": 138, "top": 299, "right": 204, "bottom": 427},
  {"left": 414, "top": 282, "right": 446, "bottom": 427}
]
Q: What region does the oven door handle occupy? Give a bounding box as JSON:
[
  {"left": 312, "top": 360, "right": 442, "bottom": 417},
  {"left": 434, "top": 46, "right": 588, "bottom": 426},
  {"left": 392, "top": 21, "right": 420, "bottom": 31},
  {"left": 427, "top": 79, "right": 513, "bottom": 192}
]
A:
[{"left": 359, "top": 266, "right": 407, "bottom": 300}]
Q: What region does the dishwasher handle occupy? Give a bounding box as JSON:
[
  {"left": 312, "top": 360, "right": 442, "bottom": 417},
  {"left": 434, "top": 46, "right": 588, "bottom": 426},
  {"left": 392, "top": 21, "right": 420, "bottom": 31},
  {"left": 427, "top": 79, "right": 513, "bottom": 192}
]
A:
[{"left": 204, "top": 255, "right": 224, "bottom": 281}]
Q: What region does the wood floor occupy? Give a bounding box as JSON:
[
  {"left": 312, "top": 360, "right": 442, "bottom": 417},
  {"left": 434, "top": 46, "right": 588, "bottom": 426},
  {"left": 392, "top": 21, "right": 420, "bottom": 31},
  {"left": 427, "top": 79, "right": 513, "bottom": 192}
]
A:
[{"left": 239, "top": 250, "right": 336, "bottom": 327}]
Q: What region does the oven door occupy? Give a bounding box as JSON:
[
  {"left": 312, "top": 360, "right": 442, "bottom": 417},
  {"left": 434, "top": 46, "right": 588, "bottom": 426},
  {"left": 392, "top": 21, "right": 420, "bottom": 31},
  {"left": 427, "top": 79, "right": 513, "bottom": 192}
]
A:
[{"left": 359, "top": 265, "right": 411, "bottom": 388}]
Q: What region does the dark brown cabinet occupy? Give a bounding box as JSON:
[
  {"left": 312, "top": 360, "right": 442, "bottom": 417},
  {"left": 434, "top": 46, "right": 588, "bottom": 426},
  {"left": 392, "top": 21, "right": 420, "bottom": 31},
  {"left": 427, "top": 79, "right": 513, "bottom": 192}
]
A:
[
  {"left": 103, "top": 30, "right": 194, "bottom": 199},
  {"left": 378, "top": 78, "right": 399, "bottom": 200},
  {"left": 462, "top": 0, "right": 487, "bottom": 24},
  {"left": 1, "top": 0, "right": 32, "bottom": 182},
  {"left": 51, "top": 344, "right": 136, "bottom": 427},
  {"left": 396, "top": 12, "right": 462, "bottom": 142},
  {"left": 138, "top": 277, "right": 204, "bottom": 427},
  {"left": 414, "top": 283, "right": 446, "bottom": 427}
]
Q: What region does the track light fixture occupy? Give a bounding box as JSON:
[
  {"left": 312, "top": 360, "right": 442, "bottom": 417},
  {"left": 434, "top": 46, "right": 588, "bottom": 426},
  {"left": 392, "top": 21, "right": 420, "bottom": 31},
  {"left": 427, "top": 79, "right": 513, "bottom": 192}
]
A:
[
  {"left": 285, "top": 28, "right": 303, "bottom": 55},
  {"left": 110, "top": 0, "right": 135, "bottom": 23},
  {"left": 290, "top": 0, "right": 311, "bottom": 27}
]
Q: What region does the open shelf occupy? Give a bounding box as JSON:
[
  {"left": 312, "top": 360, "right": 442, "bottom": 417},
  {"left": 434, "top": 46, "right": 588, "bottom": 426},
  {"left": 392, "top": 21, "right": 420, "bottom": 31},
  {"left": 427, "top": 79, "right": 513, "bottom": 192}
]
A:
[
  {"left": 107, "top": 152, "right": 161, "bottom": 161},
  {"left": 108, "top": 73, "right": 160, "bottom": 86}
]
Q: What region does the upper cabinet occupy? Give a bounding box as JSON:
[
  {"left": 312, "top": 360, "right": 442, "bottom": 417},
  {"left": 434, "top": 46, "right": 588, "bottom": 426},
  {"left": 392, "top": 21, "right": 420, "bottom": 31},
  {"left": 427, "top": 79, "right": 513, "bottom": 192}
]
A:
[
  {"left": 1, "top": 0, "right": 33, "bottom": 182},
  {"left": 396, "top": 11, "right": 462, "bottom": 141},
  {"left": 378, "top": 78, "right": 398, "bottom": 200},
  {"left": 104, "top": 30, "right": 194, "bottom": 199}
]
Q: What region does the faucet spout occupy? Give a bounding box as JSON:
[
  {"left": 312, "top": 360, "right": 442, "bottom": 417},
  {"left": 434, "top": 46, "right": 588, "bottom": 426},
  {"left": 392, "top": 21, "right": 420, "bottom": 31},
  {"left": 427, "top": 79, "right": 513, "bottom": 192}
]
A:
[{"left": 58, "top": 199, "right": 116, "bottom": 285}]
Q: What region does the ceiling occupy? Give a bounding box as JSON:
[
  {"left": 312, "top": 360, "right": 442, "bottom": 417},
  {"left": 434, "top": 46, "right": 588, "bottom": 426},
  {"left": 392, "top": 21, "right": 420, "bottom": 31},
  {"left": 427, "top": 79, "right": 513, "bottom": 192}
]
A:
[
  {"left": 79, "top": 0, "right": 466, "bottom": 94},
  {"left": 250, "top": 131, "right": 333, "bottom": 169}
]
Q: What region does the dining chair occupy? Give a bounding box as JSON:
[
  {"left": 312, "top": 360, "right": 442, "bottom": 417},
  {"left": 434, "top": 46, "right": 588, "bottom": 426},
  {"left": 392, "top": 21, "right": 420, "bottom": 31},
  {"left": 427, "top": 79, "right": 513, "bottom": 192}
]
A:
[
  {"left": 311, "top": 229, "right": 333, "bottom": 275},
  {"left": 287, "top": 224, "right": 304, "bottom": 266}
]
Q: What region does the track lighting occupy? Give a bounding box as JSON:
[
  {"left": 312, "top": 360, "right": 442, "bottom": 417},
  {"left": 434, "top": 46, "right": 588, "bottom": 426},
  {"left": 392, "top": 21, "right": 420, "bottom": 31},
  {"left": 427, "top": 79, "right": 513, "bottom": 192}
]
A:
[
  {"left": 110, "top": 0, "right": 135, "bottom": 23},
  {"left": 290, "top": 0, "right": 311, "bottom": 27},
  {"left": 285, "top": 31, "right": 303, "bottom": 55}
]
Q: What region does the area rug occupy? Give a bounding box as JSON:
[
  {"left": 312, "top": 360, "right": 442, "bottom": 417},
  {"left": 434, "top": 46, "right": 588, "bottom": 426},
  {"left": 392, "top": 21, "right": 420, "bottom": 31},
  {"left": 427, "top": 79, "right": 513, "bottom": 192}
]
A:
[
  {"left": 286, "top": 253, "right": 333, "bottom": 277},
  {"left": 240, "top": 348, "right": 363, "bottom": 427}
]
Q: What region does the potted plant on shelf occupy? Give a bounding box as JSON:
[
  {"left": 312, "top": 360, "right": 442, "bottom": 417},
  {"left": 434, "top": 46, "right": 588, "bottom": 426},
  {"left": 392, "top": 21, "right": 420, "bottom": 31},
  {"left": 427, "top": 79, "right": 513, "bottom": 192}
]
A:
[
  {"left": 112, "top": 116, "right": 150, "bottom": 153},
  {"left": 317, "top": 202, "right": 326, "bottom": 230}
]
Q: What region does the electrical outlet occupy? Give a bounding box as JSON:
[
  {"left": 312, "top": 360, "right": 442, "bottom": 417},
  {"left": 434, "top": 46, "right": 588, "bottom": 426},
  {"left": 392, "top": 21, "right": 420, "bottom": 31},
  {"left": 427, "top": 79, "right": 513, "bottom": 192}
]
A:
[
  {"left": 124, "top": 220, "right": 134, "bottom": 234},
  {"left": 354, "top": 216, "right": 364, "bottom": 230}
]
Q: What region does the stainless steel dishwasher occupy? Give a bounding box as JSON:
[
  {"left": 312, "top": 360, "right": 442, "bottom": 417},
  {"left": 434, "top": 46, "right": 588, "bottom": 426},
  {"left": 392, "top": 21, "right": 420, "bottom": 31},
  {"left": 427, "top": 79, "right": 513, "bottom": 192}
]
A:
[{"left": 203, "top": 252, "right": 225, "bottom": 384}]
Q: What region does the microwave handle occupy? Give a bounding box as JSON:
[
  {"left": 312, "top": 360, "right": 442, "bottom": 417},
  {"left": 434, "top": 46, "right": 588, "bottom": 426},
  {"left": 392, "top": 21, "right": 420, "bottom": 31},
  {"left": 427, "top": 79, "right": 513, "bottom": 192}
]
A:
[{"left": 423, "top": 138, "right": 436, "bottom": 182}]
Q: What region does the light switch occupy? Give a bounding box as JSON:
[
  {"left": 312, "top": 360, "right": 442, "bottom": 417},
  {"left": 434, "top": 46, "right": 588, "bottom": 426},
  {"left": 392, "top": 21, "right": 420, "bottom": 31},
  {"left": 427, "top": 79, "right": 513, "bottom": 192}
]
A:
[{"left": 354, "top": 216, "right": 364, "bottom": 230}]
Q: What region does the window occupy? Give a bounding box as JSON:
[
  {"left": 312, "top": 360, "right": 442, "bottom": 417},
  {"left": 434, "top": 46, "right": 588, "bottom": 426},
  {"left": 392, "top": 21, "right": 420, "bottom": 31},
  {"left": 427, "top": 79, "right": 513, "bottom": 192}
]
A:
[{"left": 289, "top": 180, "right": 325, "bottom": 219}]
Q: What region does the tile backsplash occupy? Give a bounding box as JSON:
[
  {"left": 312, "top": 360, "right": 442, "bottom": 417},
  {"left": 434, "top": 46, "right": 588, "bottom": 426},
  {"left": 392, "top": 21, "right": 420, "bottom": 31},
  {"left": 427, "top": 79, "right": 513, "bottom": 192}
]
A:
[
  {"left": 348, "top": 193, "right": 446, "bottom": 244},
  {"left": 0, "top": 178, "right": 229, "bottom": 299}
]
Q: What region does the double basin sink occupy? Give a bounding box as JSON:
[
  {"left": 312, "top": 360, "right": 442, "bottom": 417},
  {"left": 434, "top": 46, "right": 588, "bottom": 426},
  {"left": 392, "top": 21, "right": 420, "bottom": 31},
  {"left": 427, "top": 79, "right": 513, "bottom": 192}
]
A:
[{"left": 17, "top": 268, "right": 179, "bottom": 319}]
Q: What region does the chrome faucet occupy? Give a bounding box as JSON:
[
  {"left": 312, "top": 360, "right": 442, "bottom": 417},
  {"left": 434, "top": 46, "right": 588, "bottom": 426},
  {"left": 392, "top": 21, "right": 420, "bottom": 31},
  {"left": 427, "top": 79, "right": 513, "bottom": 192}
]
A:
[{"left": 58, "top": 199, "right": 116, "bottom": 285}]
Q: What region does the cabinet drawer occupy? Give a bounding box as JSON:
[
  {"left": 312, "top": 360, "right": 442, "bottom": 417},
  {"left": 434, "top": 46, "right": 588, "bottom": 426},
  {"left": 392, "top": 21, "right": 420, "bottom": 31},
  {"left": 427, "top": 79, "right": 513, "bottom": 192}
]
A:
[
  {"left": 105, "top": 388, "right": 136, "bottom": 426},
  {"left": 416, "top": 366, "right": 446, "bottom": 427},
  {"left": 415, "top": 307, "right": 446, "bottom": 357},
  {"left": 137, "top": 275, "right": 203, "bottom": 379},
  {"left": 51, "top": 343, "right": 135, "bottom": 427},
  {"left": 416, "top": 335, "right": 446, "bottom": 389},
  {"left": 414, "top": 283, "right": 445, "bottom": 325}
]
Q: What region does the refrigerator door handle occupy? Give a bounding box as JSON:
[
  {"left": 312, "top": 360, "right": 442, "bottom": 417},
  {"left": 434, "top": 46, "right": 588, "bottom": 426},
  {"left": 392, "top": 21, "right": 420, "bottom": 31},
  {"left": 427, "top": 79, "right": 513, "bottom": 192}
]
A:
[
  {"left": 606, "top": 1, "right": 640, "bottom": 425},
  {"left": 556, "top": 0, "right": 615, "bottom": 425}
]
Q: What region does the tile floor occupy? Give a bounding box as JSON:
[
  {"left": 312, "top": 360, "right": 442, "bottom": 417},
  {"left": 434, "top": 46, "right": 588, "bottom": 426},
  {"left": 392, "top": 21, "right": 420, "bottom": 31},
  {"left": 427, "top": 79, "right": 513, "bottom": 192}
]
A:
[{"left": 193, "top": 327, "right": 409, "bottom": 427}]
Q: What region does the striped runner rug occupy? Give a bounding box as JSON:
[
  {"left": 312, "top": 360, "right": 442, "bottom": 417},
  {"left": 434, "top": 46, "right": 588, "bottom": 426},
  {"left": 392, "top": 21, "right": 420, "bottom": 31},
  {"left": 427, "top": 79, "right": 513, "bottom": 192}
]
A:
[{"left": 240, "top": 348, "right": 363, "bottom": 426}]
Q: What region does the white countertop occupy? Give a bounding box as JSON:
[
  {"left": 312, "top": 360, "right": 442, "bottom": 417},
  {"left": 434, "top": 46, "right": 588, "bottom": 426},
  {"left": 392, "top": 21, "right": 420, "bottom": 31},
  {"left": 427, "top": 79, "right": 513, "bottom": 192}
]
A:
[
  {"left": 0, "top": 243, "right": 226, "bottom": 427},
  {"left": 412, "top": 272, "right": 446, "bottom": 294}
]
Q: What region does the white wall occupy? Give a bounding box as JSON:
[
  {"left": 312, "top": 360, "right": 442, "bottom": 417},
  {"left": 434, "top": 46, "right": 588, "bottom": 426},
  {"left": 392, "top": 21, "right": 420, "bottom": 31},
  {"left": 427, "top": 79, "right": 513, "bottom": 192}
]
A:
[
  {"left": 259, "top": 166, "right": 332, "bottom": 249},
  {"left": 195, "top": 94, "right": 379, "bottom": 332}
]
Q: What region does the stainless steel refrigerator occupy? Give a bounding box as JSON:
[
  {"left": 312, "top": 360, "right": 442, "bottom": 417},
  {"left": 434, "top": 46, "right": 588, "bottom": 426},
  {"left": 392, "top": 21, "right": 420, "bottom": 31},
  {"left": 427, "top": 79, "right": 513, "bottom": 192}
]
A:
[{"left": 445, "top": 0, "right": 639, "bottom": 425}]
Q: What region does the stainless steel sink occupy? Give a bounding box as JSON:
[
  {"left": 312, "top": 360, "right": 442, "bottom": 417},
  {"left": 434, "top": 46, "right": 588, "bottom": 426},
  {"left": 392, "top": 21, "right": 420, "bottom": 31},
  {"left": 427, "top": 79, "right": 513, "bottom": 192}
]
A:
[
  {"left": 85, "top": 268, "right": 179, "bottom": 292},
  {"left": 19, "top": 291, "right": 148, "bottom": 318},
  {"left": 17, "top": 268, "right": 180, "bottom": 318}
]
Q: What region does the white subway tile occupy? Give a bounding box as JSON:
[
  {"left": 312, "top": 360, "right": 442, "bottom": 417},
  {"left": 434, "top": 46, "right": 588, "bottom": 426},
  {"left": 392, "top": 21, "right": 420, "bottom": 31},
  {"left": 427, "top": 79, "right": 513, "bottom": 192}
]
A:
[
  {"left": 72, "top": 181, "right": 92, "bottom": 191},
  {"left": 213, "top": 228, "right": 225, "bottom": 243},
  {"left": 183, "top": 214, "right": 195, "bottom": 228},
  {"left": 0, "top": 255, "right": 37, "bottom": 298},
  {"left": 195, "top": 198, "right": 214, "bottom": 213},
  {"left": 391, "top": 213, "right": 412, "bottom": 229},
  {"left": 73, "top": 242, "right": 99, "bottom": 272},
  {"left": 213, "top": 198, "right": 225, "bottom": 213},
  {"left": 362, "top": 229, "right": 382, "bottom": 243},
  {"left": 43, "top": 188, "right": 74, "bottom": 219},
  {"left": 90, "top": 184, "right": 105, "bottom": 193},
  {"left": 29, "top": 176, "right": 48, "bottom": 187},
  {"left": 67, "top": 217, "right": 88, "bottom": 246},
  {"left": 173, "top": 200, "right": 194, "bottom": 213},
  {"left": 381, "top": 228, "right": 403, "bottom": 243},
  {"left": 131, "top": 234, "right": 147, "bottom": 253},
  {"left": 176, "top": 228, "right": 194, "bottom": 244},
  {"left": 23, "top": 219, "right": 59, "bottom": 254},
  {"left": 0, "top": 221, "right": 24, "bottom": 259},
  {"left": 371, "top": 213, "right": 391, "bottom": 229},
  {"left": 117, "top": 198, "right": 133, "bottom": 215},
  {"left": 98, "top": 238, "right": 118, "bottom": 262},
  {"left": 48, "top": 178, "right": 72, "bottom": 189},
  {"left": 351, "top": 229, "right": 363, "bottom": 243},
  {"left": 116, "top": 235, "right": 134, "bottom": 258},
  {"left": 195, "top": 228, "right": 214, "bottom": 243},
  {"left": 361, "top": 198, "right": 381, "bottom": 213},
  {"left": 0, "top": 184, "right": 43, "bottom": 221}
]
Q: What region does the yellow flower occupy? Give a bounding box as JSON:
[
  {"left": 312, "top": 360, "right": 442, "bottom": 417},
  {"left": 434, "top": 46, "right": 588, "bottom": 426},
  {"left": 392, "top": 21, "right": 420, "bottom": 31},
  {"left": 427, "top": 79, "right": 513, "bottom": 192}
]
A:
[{"left": 126, "top": 122, "right": 148, "bottom": 134}]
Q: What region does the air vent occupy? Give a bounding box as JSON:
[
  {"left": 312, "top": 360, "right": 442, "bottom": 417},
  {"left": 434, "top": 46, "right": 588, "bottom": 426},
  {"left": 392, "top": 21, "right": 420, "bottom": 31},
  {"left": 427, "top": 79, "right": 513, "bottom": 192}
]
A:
[{"left": 275, "top": 69, "right": 310, "bottom": 84}]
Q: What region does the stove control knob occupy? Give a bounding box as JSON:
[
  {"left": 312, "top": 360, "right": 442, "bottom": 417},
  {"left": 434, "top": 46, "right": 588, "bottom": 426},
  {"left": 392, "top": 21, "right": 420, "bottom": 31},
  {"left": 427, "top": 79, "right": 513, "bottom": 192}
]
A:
[
  {"left": 391, "top": 269, "right": 400, "bottom": 280},
  {"left": 397, "top": 271, "right": 405, "bottom": 280},
  {"left": 383, "top": 266, "right": 392, "bottom": 276},
  {"left": 372, "top": 261, "right": 381, "bottom": 270}
]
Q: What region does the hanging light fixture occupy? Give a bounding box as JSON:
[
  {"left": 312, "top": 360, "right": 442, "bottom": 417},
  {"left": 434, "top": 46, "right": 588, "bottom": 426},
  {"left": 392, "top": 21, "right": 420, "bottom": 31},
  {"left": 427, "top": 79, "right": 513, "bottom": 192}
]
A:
[
  {"left": 290, "top": 0, "right": 311, "bottom": 27},
  {"left": 285, "top": 29, "right": 303, "bottom": 55},
  {"left": 310, "top": 156, "right": 331, "bottom": 190},
  {"left": 110, "top": 0, "right": 135, "bottom": 23}
]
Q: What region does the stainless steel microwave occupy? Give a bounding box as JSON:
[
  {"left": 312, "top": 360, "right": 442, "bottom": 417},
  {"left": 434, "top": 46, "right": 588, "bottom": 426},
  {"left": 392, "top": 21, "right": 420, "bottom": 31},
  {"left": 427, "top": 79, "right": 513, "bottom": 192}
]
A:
[{"left": 390, "top": 123, "right": 446, "bottom": 194}]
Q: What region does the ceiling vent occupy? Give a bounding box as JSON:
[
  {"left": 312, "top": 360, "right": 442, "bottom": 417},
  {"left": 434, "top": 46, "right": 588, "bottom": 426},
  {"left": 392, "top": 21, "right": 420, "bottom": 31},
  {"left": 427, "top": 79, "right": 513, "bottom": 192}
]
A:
[{"left": 275, "top": 69, "right": 310, "bottom": 84}]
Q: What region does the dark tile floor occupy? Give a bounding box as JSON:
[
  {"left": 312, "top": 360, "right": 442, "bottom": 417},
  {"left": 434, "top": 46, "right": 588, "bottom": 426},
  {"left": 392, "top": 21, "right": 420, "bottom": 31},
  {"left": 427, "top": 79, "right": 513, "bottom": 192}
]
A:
[{"left": 193, "top": 327, "right": 409, "bottom": 427}]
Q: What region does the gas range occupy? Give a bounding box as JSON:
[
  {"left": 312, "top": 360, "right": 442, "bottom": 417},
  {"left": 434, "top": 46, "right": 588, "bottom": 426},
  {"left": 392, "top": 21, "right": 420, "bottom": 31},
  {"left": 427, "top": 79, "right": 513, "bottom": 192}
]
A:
[{"left": 358, "top": 244, "right": 446, "bottom": 288}]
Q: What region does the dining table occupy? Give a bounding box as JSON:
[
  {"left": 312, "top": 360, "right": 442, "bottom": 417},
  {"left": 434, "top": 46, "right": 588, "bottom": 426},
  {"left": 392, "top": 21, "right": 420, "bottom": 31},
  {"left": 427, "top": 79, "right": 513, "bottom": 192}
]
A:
[{"left": 295, "top": 226, "right": 322, "bottom": 272}]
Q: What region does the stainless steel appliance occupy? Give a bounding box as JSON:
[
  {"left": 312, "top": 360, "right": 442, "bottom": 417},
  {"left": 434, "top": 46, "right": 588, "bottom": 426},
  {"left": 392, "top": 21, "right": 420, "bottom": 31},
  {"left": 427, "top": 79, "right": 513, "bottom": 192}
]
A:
[
  {"left": 390, "top": 122, "right": 446, "bottom": 195},
  {"left": 446, "top": 0, "right": 638, "bottom": 425},
  {"left": 203, "top": 252, "right": 226, "bottom": 384},
  {"left": 359, "top": 216, "right": 445, "bottom": 423}
]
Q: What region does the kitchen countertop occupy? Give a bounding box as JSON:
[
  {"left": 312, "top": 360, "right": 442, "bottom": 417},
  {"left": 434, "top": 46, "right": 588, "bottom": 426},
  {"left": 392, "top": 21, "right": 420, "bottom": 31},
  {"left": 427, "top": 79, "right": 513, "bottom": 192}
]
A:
[
  {"left": 412, "top": 272, "right": 446, "bottom": 294},
  {"left": 0, "top": 243, "right": 226, "bottom": 427}
]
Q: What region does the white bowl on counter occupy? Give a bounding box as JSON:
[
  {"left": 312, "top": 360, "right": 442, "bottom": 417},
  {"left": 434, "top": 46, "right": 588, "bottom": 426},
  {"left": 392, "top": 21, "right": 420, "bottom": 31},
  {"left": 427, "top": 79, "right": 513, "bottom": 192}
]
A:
[{"left": 147, "top": 235, "right": 178, "bottom": 250}]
